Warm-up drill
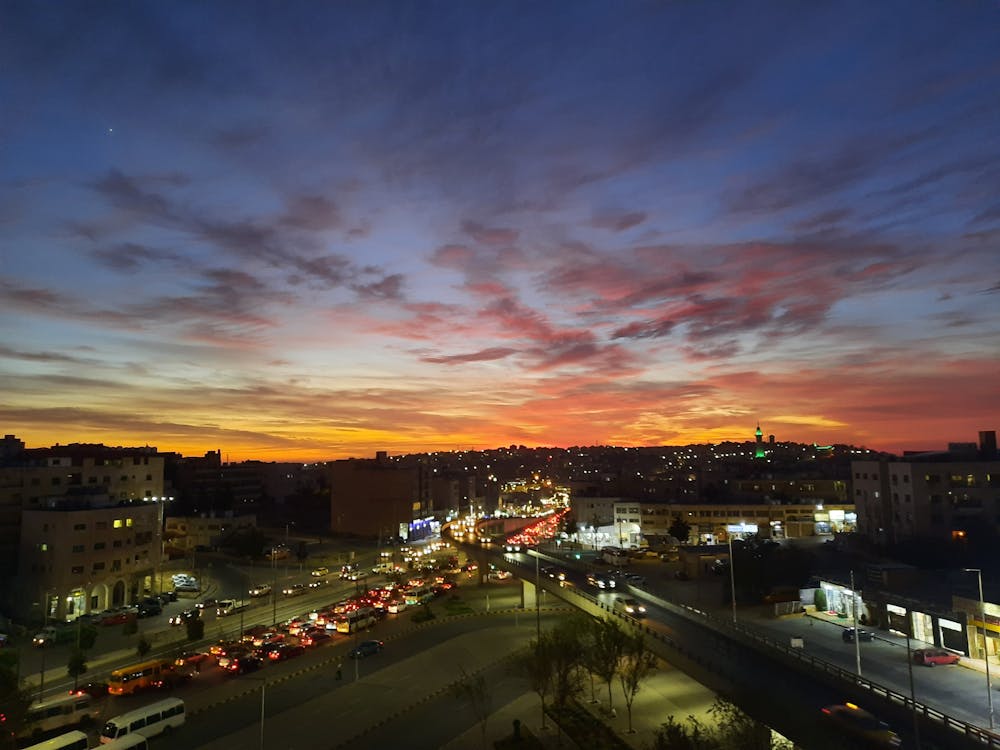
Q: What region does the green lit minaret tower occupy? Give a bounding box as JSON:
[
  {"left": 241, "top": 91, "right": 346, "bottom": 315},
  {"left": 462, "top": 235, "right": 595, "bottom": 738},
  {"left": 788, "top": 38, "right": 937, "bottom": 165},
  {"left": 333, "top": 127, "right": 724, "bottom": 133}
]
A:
[{"left": 754, "top": 422, "right": 765, "bottom": 459}]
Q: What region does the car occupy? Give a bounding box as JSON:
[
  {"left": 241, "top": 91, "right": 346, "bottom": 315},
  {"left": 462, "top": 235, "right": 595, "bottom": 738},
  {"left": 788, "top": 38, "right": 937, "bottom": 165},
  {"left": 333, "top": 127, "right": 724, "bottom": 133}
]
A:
[
  {"left": 77, "top": 681, "right": 109, "bottom": 697},
  {"left": 308, "top": 579, "right": 329, "bottom": 589},
  {"left": 156, "top": 591, "right": 179, "bottom": 604},
  {"left": 226, "top": 656, "right": 264, "bottom": 675},
  {"left": 218, "top": 647, "right": 252, "bottom": 669},
  {"left": 282, "top": 584, "right": 307, "bottom": 597},
  {"left": 268, "top": 644, "right": 306, "bottom": 662},
  {"left": 387, "top": 599, "right": 407, "bottom": 614},
  {"left": 821, "top": 703, "right": 901, "bottom": 747},
  {"left": 175, "top": 651, "right": 211, "bottom": 668},
  {"left": 168, "top": 608, "right": 200, "bottom": 626},
  {"left": 614, "top": 597, "right": 647, "bottom": 617},
  {"left": 299, "top": 630, "right": 331, "bottom": 647},
  {"left": 349, "top": 640, "right": 384, "bottom": 658},
  {"left": 842, "top": 627, "right": 874, "bottom": 643},
  {"left": 249, "top": 583, "right": 272, "bottom": 598},
  {"left": 100, "top": 609, "right": 137, "bottom": 626},
  {"left": 137, "top": 598, "right": 162, "bottom": 617},
  {"left": 623, "top": 573, "right": 647, "bottom": 587},
  {"left": 254, "top": 642, "right": 286, "bottom": 660},
  {"left": 912, "top": 648, "right": 961, "bottom": 666},
  {"left": 193, "top": 597, "right": 217, "bottom": 610},
  {"left": 311, "top": 566, "right": 329, "bottom": 577}
]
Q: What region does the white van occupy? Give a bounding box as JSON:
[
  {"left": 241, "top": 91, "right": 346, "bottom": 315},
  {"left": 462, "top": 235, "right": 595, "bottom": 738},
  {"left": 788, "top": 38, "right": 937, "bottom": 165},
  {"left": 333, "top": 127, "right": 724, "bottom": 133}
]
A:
[
  {"left": 216, "top": 599, "right": 248, "bottom": 616},
  {"left": 102, "top": 736, "right": 149, "bottom": 750},
  {"left": 23, "top": 731, "right": 89, "bottom": 750},
  {"left": 100, "top": 698, "right": 185, "bottom": 743},
  {"left": 21, "top": 693, "right": 94, "bottom": 740}
]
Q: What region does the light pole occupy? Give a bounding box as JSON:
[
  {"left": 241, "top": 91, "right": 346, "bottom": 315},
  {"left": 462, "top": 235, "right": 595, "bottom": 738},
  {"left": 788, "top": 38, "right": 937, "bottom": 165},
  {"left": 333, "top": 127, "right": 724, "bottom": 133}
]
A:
[
  {"left": 38, "top": 589, "right": 51, "bottom": 700},
  {"left": 850, "top": 570, "right": 861, "bottom": 677},
  {"left": 965, "top": 567, "right": 995, "bottom": 730},
  {"left": 727, "top": 534, "right": 736, "bottom": 624},
  {"left": 535, "top": 546, "right": 541, "bottom": 641},
  {"left": 904, "top": 624, "right": 922, "bottom": 749}
]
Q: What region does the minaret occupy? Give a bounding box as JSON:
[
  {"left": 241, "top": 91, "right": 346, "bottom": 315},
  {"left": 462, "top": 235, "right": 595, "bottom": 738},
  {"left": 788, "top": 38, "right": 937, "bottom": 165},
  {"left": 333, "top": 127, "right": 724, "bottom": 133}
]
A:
[{"left": 754, "top": 422, "right": 766, "bottom": 459}]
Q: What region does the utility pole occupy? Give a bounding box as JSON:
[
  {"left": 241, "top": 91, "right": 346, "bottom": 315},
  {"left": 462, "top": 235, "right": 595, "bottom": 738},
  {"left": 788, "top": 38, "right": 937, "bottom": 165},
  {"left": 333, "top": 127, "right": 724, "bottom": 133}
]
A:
[{"left": 851, "top": 570, "right": 861, "bottom": 677}]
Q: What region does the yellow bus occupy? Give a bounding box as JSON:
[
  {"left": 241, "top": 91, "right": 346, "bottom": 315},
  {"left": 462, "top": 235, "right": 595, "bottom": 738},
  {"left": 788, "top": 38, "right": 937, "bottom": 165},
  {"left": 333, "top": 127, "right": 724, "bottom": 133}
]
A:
[{"left": 108, "top": 658, "right": 175, "bottom": 695}]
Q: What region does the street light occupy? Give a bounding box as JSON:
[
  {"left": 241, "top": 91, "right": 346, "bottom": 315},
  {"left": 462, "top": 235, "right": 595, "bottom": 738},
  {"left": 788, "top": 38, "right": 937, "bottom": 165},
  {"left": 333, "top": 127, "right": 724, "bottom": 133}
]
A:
[
  {"left": 727, "top": 534, "right": 736, "bottom": 624},
  {"left": 850, "top": 570, "right": 861, "bottom": 678},
  {"left": 964, "top": 567, "right": 995, "bottom": 730}
]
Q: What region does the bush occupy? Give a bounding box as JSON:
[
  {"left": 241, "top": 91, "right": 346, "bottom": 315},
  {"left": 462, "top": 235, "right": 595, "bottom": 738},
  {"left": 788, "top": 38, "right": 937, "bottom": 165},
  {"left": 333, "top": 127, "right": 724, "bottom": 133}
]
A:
[
  {"left": 547, "top": 701, "right": 631, "bottom": 750},
  {"left": 411, "top": 605, "right": 436, "bottom": 623}
]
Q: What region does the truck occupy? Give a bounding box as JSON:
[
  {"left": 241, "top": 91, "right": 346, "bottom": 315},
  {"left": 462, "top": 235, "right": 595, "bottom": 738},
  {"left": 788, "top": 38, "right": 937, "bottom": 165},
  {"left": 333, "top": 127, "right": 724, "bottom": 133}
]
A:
[
  {"left": 32, "top": 625, "right": 74, "bottom": 647},
  {"left": 216, "top": 599, "right": 249, "bottom": 616}
]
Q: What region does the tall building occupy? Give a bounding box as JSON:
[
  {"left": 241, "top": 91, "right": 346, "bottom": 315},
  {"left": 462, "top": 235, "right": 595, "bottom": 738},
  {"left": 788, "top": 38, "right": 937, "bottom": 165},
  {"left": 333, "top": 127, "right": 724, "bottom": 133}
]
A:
[
  {"left": 852, "top": 431, "right": 1000, "bottom": 545},
  {"left": 754, "top": 423, "right": 766, "bottom": 459},
  {"left": 17, "top": 493, "right": 164, "bottom": 622},
  {"left": 0, "top": 439, "right": 165, "bottom": 577},
  {"left": 328, "top": 453, "right": 433, "bottom": 540}
]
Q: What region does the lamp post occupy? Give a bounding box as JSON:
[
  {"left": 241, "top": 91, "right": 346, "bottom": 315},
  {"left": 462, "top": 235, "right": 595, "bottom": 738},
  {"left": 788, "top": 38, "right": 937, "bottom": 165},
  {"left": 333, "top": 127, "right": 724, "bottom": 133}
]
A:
[
  {"left": 535, "top": 546, "right": 541, "bottom": 641},
  {"left": 904, "top": 624, "right": 921, "bottom": 749},
  {"left": 727, "top": 534, "right": 737, "bottom": 624},
  {"left": 964, "top": 567, "right": 995, "bottom": 730},
  {"left": 850, "top": 570, "right": 862, "bottom": 678}
]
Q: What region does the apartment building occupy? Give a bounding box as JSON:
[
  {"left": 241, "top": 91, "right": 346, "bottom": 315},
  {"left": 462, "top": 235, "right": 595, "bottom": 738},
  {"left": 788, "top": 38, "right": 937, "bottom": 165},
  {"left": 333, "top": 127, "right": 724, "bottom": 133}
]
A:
[
  {"left": 16, "top": 494, "right": 164, "bottom": 622},
  {"left": 328, "top": 452, "right": 434, "bottom": 539},
  {"left": 852, "top": 431, "right": 1000, "bottom": 545}
]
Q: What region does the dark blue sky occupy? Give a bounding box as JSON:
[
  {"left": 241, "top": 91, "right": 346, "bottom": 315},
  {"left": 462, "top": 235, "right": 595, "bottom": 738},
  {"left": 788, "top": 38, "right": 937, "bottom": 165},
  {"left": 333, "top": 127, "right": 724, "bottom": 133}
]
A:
[{"left": 2, "top": 1, "right": 998, "bottom": 459}]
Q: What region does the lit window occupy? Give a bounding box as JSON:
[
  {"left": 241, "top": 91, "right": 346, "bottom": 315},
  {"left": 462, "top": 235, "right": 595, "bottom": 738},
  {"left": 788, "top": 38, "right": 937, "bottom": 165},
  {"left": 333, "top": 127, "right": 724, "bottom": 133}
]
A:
[
  {"left": 113, "top": 519, "right": 123, "bottom": 528},
  {"left": 126, "top": 518, "right": 133, "bottom": 527}
]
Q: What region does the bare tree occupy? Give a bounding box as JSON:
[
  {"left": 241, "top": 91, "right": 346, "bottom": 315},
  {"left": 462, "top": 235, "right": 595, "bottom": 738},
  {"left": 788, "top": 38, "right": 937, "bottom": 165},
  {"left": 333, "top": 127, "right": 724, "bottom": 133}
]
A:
[
  {"left": 617, "top": 630, "right": 657, "bottom": 733},
  {"left": 512, "top": 636, "right": 554, "bottom": 729},
  {"left": 590, "top": 617, "right": 627, "bottom": 711},
  {"left": 450, "top": 666, "right": 493, "bottom": 750}
]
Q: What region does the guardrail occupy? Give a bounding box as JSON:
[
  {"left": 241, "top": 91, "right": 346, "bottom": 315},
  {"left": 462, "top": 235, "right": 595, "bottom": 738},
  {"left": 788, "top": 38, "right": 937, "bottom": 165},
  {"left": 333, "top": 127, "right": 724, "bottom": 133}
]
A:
[{"left": 494, "top": 548, "right": 1000, "bottom": 748}]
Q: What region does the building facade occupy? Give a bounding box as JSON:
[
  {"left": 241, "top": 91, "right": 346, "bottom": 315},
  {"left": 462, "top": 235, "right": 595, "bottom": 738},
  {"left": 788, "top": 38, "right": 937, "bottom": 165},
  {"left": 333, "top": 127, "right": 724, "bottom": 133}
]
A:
[
  {"left": 852, "top": 432, "right": 1000, "bottom": 544},
  {"left": 16, "top": 495, "right": 164, "bottom": 622},
  {"left": 328, "top": 452, "right": 433, "bottom": 540}
]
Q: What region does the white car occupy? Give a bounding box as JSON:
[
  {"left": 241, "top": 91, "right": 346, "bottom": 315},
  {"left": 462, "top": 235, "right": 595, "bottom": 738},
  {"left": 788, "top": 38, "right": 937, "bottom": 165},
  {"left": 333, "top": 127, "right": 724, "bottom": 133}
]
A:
[{"left": 614, "top": 597, "right": 647, "bottom": 617}]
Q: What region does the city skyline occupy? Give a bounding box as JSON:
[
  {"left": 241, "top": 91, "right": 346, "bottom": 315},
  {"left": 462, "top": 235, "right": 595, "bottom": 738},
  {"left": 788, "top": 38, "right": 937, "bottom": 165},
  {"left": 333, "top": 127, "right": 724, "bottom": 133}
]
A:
[{"left": 2, "top": 2, "right": 999, "bottom": 462}]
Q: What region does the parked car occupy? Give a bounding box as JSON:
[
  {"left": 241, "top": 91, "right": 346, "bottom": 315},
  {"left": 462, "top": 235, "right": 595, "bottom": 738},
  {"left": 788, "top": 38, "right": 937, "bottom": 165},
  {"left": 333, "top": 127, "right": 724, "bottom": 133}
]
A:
[
  {"left": 912, "top": 648, "right": 961, "bottom": 666},
  {"left": 137, "top": 598, "right": 162, "bottom": 617},
  {"left": 100, "top": 609, "right": 137, "bottom": 626},
  {"left": 349, "top": 639, "right": 383, "bottom": 658},
  {"left": 821, "top": 702, "right": 901, "bottom": 747},
  {"left": 842, "top": 627, "right": 874, "bottom": 643}
]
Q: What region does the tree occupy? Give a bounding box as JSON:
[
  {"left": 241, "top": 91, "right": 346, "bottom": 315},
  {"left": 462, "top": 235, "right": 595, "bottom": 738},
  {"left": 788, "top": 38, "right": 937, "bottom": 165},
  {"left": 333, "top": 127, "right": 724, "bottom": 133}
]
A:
[
  {"left": 668, "top": 516, "right": 691, "bottom": 544},
  {"left": 450, "top": 667, "right": 493, "bottom": 750},
  {"left": 617, "top": 630, "right": 657, "bottom": 733},
  {"left": 813, "top": 588, "right": 828, "bottom": 612},
  {"left": 0, "top": 651, "right": 34, "bottom": 750},
  {"left": 649, "top": 698, "right": 792, "bottom": 750},
  {"left": 136, "top": 635, "right": 152, "bottom": 659},
  {"left": 67, "top": 648, "right": 88, "bottom": 690},
  {"left": 548, "top": 618, "right": 584, "bottom": 708},
  {"left": 707, "top": 698, "right": 775, "bottom": 750},
  {"left": 185, "top": 616, "right": 205, "bottom": 642},
  {"left": 512, "top": 636, "right": 554, "bottom": 729},
  {"left": 77, "top": 624, "right": 98, "bottom": 651},
  {"left": 590, "top": 617, "right": 627, "bottom": 711}
]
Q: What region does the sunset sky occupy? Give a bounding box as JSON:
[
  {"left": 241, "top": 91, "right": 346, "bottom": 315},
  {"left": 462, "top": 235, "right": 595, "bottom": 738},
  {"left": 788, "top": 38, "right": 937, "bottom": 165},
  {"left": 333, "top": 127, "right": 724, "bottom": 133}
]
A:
[{"left": 2, "top": 2, "right": 998, "bottom": 462}]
